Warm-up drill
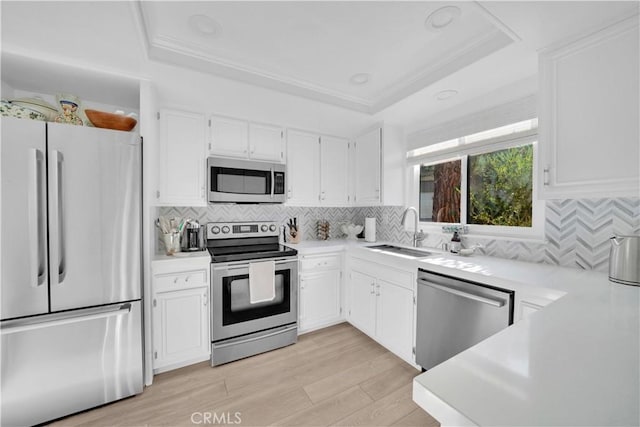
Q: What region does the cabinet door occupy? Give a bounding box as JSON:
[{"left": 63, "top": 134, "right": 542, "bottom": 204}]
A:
[
  {"left": 376, "top": 279, "right": 414, "bottom": 363},
  {"left": 320, "top": 136, "right": 350, "bottom": 206},
  {"left": 299, "top": 270, "right": 341, "bottom": 332},
  {"left": 539, "top": 19, "right": 639, "bottom": 198},
  {"left": 354, "top": 128, "right": 381, "bottom": 205},
  {"left": 158, "top": 109, "right": 206, "bottom": 206},
  {"left": 209, "top": 115, "right": 249, "bottom": 158},
  {"left": 153, "top": 286, "right": 210, "bottom": 371},
  {"left": 249, "top": 123, "right": 284, "bottom": 162},
  {"left": 348, "top": 270, "right": 377, "bottom": 337},
  {"left": 286, "top": 129, "right": 320, "bottom": 205}
]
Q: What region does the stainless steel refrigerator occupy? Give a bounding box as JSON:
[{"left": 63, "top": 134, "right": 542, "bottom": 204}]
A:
[{"left": 1, "top": 117, "right": 143, "bottom": 426}]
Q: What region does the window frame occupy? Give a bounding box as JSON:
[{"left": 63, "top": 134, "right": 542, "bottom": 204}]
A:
[{"left": 407, "top": 129, "right": 545, "bottom": 241}]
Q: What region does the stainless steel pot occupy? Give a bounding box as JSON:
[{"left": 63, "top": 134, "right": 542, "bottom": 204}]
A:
[{"left": 609, "top": 235, "right": 640, "bottom": 286}]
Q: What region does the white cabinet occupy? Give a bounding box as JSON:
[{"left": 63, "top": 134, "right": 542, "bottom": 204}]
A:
[
  {"left": 209, "top": 115, "right": 248, "bottom": 158},
  {"left": 298, "top": 253, "right": 343, "bottom": 333},
  {"left": 158, "top": 109, "right": 207, "bottom": 206},
  {"left": 287, "top": 130, "right": 350, "bottom": 206},
  {"left": 376, "top": 279, "right": 414, "bottom": 363},
  {"left": 348, "top": 270, "right": 377, "bottom": 337},
  {"left": 320, "top": 136, "right": 350, "bottom": 206},
  {"left": 209, "top": 115, "right": 284, "bottom": 163},
  {"left": 539, "top": 16, "right": 639, "bottom": 199},
  {"left": 151, "top": 257, "right": 210, "bottom": 373},
  {"left": 353, "top": 128, "right": 382, "bottom": 205},
  {"left": 286, "top": 129, "right": 320, "bottom": 205},
  {"left": 348, "top": 257, "right": 415, "bottom": 364},
  {"left": 249, "top": 122, "right": 284, "bottom": 162}
]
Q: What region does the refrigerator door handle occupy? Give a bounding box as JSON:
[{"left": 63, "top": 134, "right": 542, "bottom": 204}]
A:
[
  {"left": 0, "top": 303, "right": 132, "bottom": 335},
  {"left": 28, "top": 149, "right": 46, "bottom": 287},
  {"left": 49, "top": 149, "right": 66, "bottom": 285}
]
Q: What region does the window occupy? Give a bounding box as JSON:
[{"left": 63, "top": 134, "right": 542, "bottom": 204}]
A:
[
  {"left": 408, "top": 119, "right": 543, "bottom": 239},
  {"left": 467, "top": 145, "right": 533, "bottom": 227},
  {"left": 419, "top": 160, "right": 461, "bottom": 223}
]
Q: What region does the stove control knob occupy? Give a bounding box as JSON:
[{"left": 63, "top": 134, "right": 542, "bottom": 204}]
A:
[
  {"left": 261, "top": 224, "right": 268, "bottom": 232},
  {"left": 221, "top": 226, "right": 230, "bottom": 234},
  {"left": 269, "top": 224, "right": 277, "bottom": 232},
  {"left": 211, "top": 226, "right": 220, "bottom": 234}
]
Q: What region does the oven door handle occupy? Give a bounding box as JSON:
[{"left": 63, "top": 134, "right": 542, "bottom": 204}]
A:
[
  {"left": 213, "top": 259, "right": 296, "bottom": 271},
  {"left": 212, "top": 324, "right": 297, "bottom": 349}
]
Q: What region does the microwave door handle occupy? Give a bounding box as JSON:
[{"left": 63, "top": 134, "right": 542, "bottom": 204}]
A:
[{"left": 270, "top": 168, "right": 275, "bottom": 199}]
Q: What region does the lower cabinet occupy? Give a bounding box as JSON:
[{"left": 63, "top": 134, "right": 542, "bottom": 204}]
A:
[
  {"left": 298, "top": 253, "right": 343, "bottom": 333},
  {"left": 376, "top": 279, "right": 414, "bottom": 363},
  {"left": 348, "top": 258, "right": 416, "bottom": 365},
  {"left": 151, "top": 257, "right": 211, "bottom": 373}
]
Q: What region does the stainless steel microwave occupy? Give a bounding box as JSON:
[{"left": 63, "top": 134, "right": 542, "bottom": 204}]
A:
[{"left": 207, "top": 157, "right": 286, "bottom": 203}]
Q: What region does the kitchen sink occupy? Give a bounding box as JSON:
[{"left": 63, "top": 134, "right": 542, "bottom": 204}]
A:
[{"left": 366, "top": 244, "right": 432, "bottom": 258}]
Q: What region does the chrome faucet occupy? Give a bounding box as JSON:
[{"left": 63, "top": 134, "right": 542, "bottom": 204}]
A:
[{"left": 401, "top": 207, "right": 425, "bottom": 247}]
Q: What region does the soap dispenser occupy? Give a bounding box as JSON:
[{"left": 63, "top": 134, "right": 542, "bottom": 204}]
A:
[{"left": 450, "top": 231, "right": 461, "bottom": 254}]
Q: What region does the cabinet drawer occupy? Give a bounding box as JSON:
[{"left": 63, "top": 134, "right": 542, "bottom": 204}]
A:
[
  {"left": 350, "top": 257, "right": 413, "bottom": 290},
  {"left": 300, "top": 254, "right": 341, "bottom": 272},
  {"left": 154, "top": 269, "right": 208, "bottom": 293}
]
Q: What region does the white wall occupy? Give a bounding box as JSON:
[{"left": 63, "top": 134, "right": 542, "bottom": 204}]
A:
[{"left": 147, "top": 61, "right": 376, "bottom": 139}]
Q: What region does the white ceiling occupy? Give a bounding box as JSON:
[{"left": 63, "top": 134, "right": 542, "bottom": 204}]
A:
[
  {"left": 1, "top": 1, "right": 638, "bottom": 127},
  {"left": 138, "top": 1, "right": 515, "bottom": 113}
]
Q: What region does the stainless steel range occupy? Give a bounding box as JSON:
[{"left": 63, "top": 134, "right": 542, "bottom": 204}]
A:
[{"left": 207, "top": 221, "right": 298, "bottom": 366}]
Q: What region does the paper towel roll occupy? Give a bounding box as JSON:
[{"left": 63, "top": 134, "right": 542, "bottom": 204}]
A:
[{"left": 365, "top": 217, "right": 376, "bottom": 242}]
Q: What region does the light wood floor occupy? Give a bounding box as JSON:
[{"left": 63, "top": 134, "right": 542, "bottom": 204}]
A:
[{"left": 50, "top": 323, "right": 440, "bottom": 427}]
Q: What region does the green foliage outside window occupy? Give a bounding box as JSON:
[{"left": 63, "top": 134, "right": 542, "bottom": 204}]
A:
[{"left": 468, "top": 145, "right": 533, "bottom": 227}]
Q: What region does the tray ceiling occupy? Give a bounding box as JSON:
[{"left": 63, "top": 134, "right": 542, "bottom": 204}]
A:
[{"left": 137, "top": 1, "right": 515, "bottom": 113}]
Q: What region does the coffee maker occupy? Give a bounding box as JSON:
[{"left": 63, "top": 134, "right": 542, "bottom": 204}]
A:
[{"left": 182, "top": 220, "right": 203, "bottom": 252}]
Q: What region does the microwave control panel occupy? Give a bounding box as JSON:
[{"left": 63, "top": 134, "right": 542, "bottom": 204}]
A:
[{"left": 274, "top": 172, "right": 285, "bottom": 195}]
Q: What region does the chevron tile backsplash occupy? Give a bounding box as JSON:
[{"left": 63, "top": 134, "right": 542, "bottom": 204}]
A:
[{"left": 159, "top": 197, "right": 639, "bottom": 273}]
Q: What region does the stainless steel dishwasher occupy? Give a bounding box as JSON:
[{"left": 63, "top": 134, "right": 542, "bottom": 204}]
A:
[{"left": 416, "top": 269, "right": 514, "bottom": 371}]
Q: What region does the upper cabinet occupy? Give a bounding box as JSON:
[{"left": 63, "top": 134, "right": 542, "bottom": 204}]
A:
[
  {"left": 209, "top": 115, "right": 284, "bottom": 163},
  {"left": 286, "top": 130, "right": 350, "bottom": 206},
  {"left": 353, "top": 128, "right": 382, "bottom": 205},
  {"left": 539, "top": 16, "right": 639, "bottom": 199},
  {"left": 209, "top": 115, "right": 248, "bottom": 158},
  {"left": 320, "top": 136, "right": 350, "bottom": 206},
  {"left": 157, "top": 109, "right": 207, "bottom": 206},
  {"left": 286, "top": 129, "right": 320, "bottom": 205},
  {"left": 249, "top": 123, "right": 285, "bottom": 162}
]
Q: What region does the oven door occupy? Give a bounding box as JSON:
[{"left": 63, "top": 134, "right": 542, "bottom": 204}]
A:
[
  {"left": 207, "top": 157, "right": 285, "bottom": 203},
  {"left": 211, "top": 258, "right": 298, "bottom": 341}
]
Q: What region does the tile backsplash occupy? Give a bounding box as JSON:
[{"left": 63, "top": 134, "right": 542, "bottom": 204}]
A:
[{"left": 159, "top": 197, "right": 639, "bottom": 273}]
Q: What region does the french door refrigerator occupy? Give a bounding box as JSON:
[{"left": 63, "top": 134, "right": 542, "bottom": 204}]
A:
[{"left": 1, "top": 117, "right": 143, "bottom": 426}]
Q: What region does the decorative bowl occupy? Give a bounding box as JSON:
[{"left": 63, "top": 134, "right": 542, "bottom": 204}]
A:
[
  {"left": 85, "top": 109, "right": 137, "bottom": 131},
  {"left": 9, "top": 97, "right": 59, "bottom": 121},
  {"left": 341, "top": 223, "right": 363, "bottom": 240},
  {"left": 1, "top": 100, "right": 47, "bottom": 121}
]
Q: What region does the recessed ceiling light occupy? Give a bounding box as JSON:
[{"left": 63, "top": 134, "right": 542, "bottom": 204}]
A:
[
  {"left": 188, "top": 14, "right": 221, "bottom": 37},
  {"left": 435, "top": 89, "right": 458, "bottom": 101},
  {"left": 425, "top": 6, "right": 461, "bottom": 32},
  {"left": 349, "top": 73, "right": 371, "bottom": 85}
]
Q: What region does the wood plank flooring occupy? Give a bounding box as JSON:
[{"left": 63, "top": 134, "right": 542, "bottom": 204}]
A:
[{"left": 50, "top": 323, "right": 440, "bottom": 427}]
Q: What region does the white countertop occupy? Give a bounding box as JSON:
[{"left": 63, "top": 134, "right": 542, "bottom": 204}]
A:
[
  {"left": 411, "top": 253, "right": 639, "bottom": 427},
  {"left": 296, "top": 240, "right": 640, "bottom": 426},
  {"left": 283, "top": 238, "right": 369, "bottom": 254},
  {"left": 152, "top": 250, "right": 210, "bottom": 262}
]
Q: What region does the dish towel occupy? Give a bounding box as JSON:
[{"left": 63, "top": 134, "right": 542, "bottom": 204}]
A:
[{"left": 248, "top": 261, "right": 276, "bottom": 304}]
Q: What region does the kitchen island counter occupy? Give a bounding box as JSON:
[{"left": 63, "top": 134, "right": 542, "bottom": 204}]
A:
[{"left": 411, "top": 254, "right": 640, "bottom": 427}]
